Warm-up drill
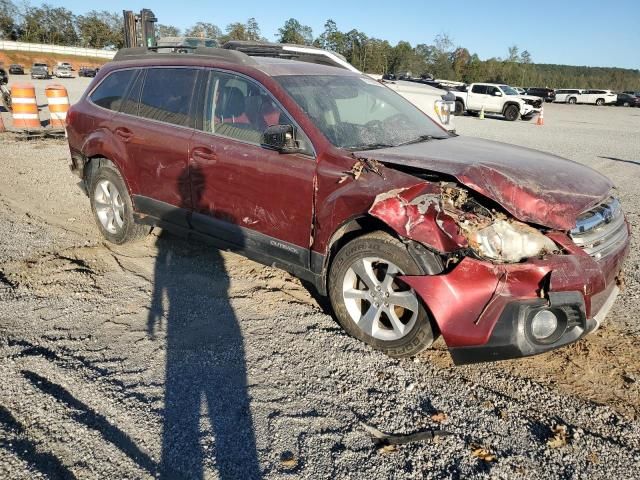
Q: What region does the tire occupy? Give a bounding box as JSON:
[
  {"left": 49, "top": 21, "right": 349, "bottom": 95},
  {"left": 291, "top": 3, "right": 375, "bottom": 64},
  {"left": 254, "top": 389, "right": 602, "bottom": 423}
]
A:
[
  {"left": 504, "top": 104, "right": 520, "bottom": 121},
  {"left": 596, "top": 98, "right": 604, "bottom": 106},
  {"left": 328, "top": 231, "right": 439, "bottom": 358},
  {"left": 521, "top": 114, "right": 534, "bottom": 121},
  {"left": 88, "top": 160, "right": 150, "bottom": 244},
  {"left": 623, "top": 102, "right": 630, "bottom": 107},
  {"left": 568, "top": 97, "right": 577, "bottom": 104},
  {"left": 454, "top": 100, "right": 465, "bottom": 116}
]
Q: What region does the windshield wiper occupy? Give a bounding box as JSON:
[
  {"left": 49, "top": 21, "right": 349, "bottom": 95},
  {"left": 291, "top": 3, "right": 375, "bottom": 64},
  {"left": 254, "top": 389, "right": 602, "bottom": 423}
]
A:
[
  {"left": 348, "top": 142, "right": 395, "bottom": 151},
  {"left": 397, "top": 134, "right": 449, "bottom": 146}
]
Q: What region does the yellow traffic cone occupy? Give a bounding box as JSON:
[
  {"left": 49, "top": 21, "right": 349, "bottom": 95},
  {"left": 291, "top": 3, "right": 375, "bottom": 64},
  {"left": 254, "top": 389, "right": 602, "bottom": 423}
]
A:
[{"left": 479, "top": 105, "right": 485, "bottom": 120}]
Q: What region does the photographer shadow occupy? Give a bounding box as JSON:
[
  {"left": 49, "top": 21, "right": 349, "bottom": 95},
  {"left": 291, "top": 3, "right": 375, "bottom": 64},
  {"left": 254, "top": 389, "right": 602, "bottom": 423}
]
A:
[{"left": 147, "top": 165, "right": 260, "bottom": 479}]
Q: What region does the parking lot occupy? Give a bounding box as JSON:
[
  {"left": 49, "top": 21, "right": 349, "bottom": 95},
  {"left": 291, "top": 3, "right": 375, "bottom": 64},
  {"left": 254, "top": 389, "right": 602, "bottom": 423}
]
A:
[{"left": 0, "top": 77, "right": 639, "bottom": 478}]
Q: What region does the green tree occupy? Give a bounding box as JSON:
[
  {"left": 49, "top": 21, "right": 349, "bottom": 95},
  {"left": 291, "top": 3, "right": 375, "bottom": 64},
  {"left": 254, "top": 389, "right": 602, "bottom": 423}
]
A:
[
  {"left": 0, "top": 0, "right": 17, "bottom": 39},
  {"left": 77, "top": 11, "right": 123, "bottom": 48},
  {"left": 185, "top": 22, "right": 222, "bottom": 41},
  {"left": 156, "top": 24, "right": 181, "bottom": 39},
  {"left": 277, "top": 18, "right": 313, "bottom": 45},
  {"left": 246, "top": 17, "right": 261, "bottom": 41}
]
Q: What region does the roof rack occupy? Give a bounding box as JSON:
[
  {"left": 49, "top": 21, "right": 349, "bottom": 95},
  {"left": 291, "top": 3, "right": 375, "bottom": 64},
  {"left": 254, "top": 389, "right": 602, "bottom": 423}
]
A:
[
  {"left": 112, "top": 46, "right": 257, "bottom": 66},
  {"left": 222, "top": 40, "right": 357, "bottom": 72}
]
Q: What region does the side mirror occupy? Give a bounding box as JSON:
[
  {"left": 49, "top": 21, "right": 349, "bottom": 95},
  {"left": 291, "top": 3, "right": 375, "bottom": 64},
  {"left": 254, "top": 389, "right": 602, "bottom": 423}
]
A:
[
  {"left": 493, "top": 90, "right": 503, "bottom": 97},
  {"left": 261, "top": 124, "right": 300, "bottom": 154}
]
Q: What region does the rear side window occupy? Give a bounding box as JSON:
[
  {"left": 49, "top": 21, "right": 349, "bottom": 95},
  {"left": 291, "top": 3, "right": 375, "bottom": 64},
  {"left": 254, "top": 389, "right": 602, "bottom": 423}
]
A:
[
  {"left": 471, "top": 85, "right": 488, "bottom": 94},
  {"left": 138, "top": 68, "right": 197, "bottom": 127},
  {"left": 119, "top": 70, "right": 143, "bottom": 116},
  {"left": 90, "top": 69, "right": 136, "bottom": 111}
]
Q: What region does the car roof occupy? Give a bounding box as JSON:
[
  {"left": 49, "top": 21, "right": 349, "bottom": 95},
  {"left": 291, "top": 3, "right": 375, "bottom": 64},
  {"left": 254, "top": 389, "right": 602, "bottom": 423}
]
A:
[
  {"left": 109, "top": 49, "right": 358, "bottom": 78},
  {"left": 253, "top": 56, "right": 357, "bottom": 77}
]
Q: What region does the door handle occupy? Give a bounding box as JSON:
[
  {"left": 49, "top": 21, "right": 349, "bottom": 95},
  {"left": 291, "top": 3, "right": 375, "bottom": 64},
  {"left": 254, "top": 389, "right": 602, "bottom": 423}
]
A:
[
  {"left": 115, "top": 127, "right": 133, "bottom": 142},
  {"left": 191, "top": 147, "right": 217, "bottom": 162}
]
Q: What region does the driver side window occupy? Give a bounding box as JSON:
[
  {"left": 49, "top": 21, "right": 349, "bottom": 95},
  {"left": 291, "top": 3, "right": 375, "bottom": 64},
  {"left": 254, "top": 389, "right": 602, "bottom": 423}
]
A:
[{"left": 202, "top": 71, "right": 312, "bottom": 154}]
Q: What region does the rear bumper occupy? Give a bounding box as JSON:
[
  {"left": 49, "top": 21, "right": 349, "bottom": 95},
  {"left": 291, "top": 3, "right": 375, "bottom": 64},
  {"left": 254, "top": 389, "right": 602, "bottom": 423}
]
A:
[{"left": 401, "top": 227, "right": 630, "bottom": 364}]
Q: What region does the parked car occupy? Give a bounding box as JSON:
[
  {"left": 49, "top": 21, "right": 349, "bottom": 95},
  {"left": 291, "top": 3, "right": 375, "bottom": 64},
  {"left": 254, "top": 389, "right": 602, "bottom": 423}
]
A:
[
  {"left": 615, "top": 93, "right": 640, "bottom": 107},
  {"left": 623, "top": 90, "right": 640, "bottom": 97},
  {"left": 555, "top": 89, "right": 616, "bottom": 105},
  {"left": 554, "top": 89, "right": 583, "bottom": 104},
  {"left": 79, "top": 66, "right": 98, "bottom": 77},
  {"left": 66, "top": 47, "right": 629, "bottom": 365},
  {"left": 452, "top": 83, "right": 541, "bottom": 120},
  {"left": 524, "top": 87, "right": 555, "bottom": 102},
  {"left": 9, "top": 64, "right": 24, "bottom": 74},
  {"left": 582, "top": 89, "right": 617, "bottom": 105},
  {"left": 223, "top": 41, "right": 456, "bottom": 132},
  {"left": 513, "top": 86, "right": 526, "bottom": 94},
  {"left": 31, "top": 63, "right": 49, "bottom": 79},
  {"left": 54, "top": 65, "right": 74, "bottom": 78}
]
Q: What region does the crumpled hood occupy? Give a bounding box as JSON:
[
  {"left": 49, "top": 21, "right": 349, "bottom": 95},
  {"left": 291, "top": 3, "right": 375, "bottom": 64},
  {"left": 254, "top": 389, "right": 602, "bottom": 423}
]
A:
[{"left": 357, "top": 136, "right": 613, "bottom": 230}]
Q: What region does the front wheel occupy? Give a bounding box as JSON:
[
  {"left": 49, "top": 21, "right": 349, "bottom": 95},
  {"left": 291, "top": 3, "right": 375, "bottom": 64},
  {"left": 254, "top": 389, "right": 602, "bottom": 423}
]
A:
[
  {"left": 454, "top": 100, "right": 465, "bottom": 116},
  {"left": 328, "top": 231, "right": 439, "bottom": 358},
  {"left": 595, "top": 98, "right": 604, "bottom": 106},
  {"left": 568, "top": 97, "right": 577, "bottom": 104},
  {"left": 504, "top": 104, "right": 520, "bottom": 121},
  {"left": 89, "top": 161, "right": 150, "bottom": 244}
]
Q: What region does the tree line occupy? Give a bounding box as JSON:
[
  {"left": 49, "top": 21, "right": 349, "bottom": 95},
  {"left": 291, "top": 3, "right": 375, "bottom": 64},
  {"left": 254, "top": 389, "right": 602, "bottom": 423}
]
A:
[{"left": 1, "top": 1, "right": 638, "bottom": 90}]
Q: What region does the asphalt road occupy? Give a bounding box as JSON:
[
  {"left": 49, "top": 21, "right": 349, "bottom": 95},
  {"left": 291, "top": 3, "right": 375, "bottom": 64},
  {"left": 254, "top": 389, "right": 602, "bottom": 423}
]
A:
[{"left": 0, "top": 80, "right": 639, "bottom": 479}]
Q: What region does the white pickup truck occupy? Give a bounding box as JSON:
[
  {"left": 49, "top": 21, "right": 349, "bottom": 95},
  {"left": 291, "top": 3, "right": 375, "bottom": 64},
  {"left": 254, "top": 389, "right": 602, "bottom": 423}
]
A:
[
  {"left": 554, "top": 89, "right": 617, "bottom": 105},
  {"left": 452, "top": 83, "right": 542, "bottom": 121}
]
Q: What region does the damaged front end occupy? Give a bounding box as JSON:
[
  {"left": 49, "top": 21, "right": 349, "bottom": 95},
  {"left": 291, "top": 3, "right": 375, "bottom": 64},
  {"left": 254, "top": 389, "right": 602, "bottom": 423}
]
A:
[{"left": 368, "top": 182, "right": 629, "bottom": 365}]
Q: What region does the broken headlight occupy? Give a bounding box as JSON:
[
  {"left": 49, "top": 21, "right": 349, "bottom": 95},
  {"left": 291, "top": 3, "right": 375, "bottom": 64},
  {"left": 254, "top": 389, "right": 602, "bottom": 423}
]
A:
[{"left": 469, "top": 219, "right": 557, "bottom": 263}]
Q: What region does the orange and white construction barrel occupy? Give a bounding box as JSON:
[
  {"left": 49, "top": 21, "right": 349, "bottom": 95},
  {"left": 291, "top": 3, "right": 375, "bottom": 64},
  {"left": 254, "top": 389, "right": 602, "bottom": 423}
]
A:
[
  {"left": 45, "top": 84, "right": 70, "bottom": 128},
  {"left": 11, "top": 84, "right": 40, "bottom": 129}
]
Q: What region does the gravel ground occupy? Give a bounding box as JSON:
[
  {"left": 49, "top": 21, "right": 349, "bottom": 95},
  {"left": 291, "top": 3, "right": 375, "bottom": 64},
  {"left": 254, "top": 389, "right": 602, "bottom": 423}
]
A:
[{"left": 0, "top": 89, "right": 639, "bottom": 479}]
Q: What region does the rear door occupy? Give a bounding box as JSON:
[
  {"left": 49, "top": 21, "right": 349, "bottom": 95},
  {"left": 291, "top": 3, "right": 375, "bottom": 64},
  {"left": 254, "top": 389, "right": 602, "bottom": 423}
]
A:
[
  {"left": 188, "top": 69, "right": 316, "bottom": 270},
  {"left": 110, "top": 67, "right": 198, "bottom": 227}
]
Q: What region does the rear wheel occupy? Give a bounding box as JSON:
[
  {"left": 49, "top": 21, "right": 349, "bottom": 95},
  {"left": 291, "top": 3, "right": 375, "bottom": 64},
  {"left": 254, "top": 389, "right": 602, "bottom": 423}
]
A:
[
  {"left": 504, "top": 104, "right": 520, "bottom": 121},
  {"left": 88, "top": 161, "right": 150, "bottom": 244},
  {"left": 328, "top": 231, "right": 440, "bottom": 358},
  {"left": 623, "top": 101, "right": 630, "bottom": 107},
  {"left": 568, "top": 97, "right": 577, "bottom": 104},
  {"left": 595, "top": 98, "right": 604, "bottom": 106}
]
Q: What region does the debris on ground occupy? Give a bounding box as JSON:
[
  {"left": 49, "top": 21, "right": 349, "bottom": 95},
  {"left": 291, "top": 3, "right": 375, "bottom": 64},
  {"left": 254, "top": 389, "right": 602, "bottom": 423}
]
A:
[
  {"left": 547, "top": 423, "right": 570, "bottom": 448},
  {"left": 360, "top": 421, "right": 453, "bottom": 447}
]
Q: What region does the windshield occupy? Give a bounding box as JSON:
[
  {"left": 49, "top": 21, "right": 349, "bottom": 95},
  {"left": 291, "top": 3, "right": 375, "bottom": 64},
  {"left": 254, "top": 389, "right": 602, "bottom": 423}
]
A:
[
  {"left": 500, "top": 85, "right": 519, "bottom": 95},
  {"left": 276, "top": 74, "right": 448, "bottom": 150}
]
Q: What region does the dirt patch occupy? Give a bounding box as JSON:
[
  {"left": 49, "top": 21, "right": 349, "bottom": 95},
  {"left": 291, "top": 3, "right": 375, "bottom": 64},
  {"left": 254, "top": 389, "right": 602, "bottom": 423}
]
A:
[
  {"left": 423, "top": 325, "right": 640, "bottom": 419},
  {"left": 0, "top": 50, "right": 108, "bottom": 72}
]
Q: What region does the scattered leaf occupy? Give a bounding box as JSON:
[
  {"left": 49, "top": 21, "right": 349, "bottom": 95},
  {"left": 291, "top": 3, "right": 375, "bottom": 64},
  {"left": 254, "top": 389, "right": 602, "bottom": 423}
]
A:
[
  {"left": 470, "top": 444, "right": 497, "bottom": 462},
  {"left": 547, "top": 424, "right": 569, "bottom": 448},
  {"left": 279, "top": 451, "right": 297, "bottom": 469},
  {"left": 430, "top": 412, "right": 448, "bottom": 423},
  {"left": 379, "top": 444, "right": 397, "bottom": 454},
  {"left": 586, "top": 451, "right": 599, "bottom": 464}
]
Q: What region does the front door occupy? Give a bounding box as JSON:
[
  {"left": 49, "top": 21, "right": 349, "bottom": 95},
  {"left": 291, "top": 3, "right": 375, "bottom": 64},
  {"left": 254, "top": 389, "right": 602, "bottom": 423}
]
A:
[{"left": 188, "top": 70, "right": 316, "bottom": 270}]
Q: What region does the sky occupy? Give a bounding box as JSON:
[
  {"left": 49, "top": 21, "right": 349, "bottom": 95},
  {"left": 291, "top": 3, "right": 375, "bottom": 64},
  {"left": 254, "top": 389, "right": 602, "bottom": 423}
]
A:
[{"left": 40, "top": 0, "right": 640, "bottom": 69}]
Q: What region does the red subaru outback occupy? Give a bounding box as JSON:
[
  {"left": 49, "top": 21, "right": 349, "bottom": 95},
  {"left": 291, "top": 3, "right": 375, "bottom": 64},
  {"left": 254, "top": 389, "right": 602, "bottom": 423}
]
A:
[{"left": 66, "top": 47, "right": 630, "bottom": 364}]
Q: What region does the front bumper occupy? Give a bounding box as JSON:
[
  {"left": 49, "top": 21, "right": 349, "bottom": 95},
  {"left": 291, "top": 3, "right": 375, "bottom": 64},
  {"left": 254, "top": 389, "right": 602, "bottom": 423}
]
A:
[{"left": 401, "top": 228, "right": 630, "bottom": 364}]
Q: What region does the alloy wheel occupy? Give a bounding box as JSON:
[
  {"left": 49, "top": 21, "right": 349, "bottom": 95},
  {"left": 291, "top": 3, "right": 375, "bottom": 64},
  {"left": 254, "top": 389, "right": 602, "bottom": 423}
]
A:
[
  {"left": 342, "top": 257, "right": 419, "bottom": 341},
  {"left": 94, "top": 179, "right": 125, "bottom": 234}
]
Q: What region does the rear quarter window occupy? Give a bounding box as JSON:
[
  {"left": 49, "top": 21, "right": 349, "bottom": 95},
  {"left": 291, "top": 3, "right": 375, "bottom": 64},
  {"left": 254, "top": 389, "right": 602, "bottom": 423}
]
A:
[
  {"left": 90, "top": 69, "right": 137, "bottom": 111},
  {"left": 471, "top": 85, "right": 488, "bottom": 94}
]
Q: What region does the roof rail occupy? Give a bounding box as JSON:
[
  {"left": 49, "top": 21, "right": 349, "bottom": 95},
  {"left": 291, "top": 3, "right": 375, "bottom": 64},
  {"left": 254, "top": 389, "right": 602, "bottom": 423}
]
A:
[{"left": 112, "top": 46, "right": 257, "bottom": 66}]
